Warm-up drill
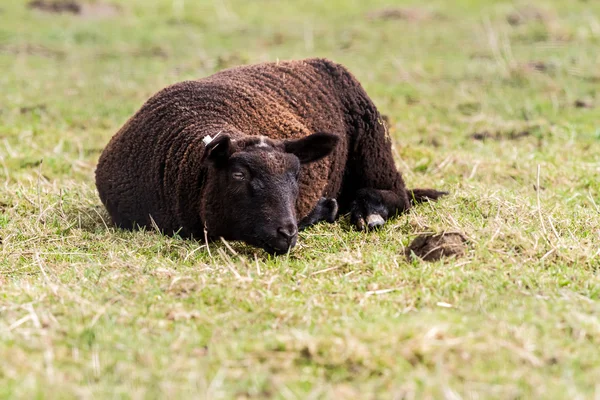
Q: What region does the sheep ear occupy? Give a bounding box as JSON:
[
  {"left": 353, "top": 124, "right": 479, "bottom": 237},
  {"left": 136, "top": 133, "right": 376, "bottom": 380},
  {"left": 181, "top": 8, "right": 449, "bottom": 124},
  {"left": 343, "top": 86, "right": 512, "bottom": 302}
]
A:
[
  {"left": 201, "top": 134, "right": 232, "bottom": 165},
  {"left": 284, "top": 132, "right": 339, "bottom": 164}
]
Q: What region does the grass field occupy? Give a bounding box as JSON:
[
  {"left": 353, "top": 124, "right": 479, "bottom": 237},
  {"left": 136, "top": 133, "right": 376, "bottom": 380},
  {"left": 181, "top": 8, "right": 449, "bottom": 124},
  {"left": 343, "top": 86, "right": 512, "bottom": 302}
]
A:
[{"left": 1, "top": 0, "right": 600, "bottom": 398}]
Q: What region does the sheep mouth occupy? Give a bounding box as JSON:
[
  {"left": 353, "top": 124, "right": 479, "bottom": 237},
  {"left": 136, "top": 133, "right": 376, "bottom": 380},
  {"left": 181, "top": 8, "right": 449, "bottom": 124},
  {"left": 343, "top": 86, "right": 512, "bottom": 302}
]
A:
[{"left": 258, "top": 240, "right": 295, "bottom": 256}]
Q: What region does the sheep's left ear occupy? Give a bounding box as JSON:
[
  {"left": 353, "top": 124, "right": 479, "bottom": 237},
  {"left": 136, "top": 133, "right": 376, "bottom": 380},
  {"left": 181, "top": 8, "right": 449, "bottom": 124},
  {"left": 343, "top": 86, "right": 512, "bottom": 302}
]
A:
[
  {"left": 284, "top": 132, "right": 339, "bottom": 164},
  {"left": 201, "top": 134, "right": 232, "bottom": 166}
]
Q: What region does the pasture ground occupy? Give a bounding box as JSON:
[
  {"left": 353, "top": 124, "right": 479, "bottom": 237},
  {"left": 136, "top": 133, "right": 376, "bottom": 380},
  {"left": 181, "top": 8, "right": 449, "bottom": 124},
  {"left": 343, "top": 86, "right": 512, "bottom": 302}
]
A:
[{"left": 1, "top": 0, "right": 600, "bottom": 398}]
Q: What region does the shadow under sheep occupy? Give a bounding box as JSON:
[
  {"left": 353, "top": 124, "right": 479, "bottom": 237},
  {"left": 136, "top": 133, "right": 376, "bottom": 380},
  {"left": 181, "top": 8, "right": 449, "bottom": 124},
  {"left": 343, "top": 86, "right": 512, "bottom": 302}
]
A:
[
  {"left": 66, "top": 204, "right": 468, "bottom": 261},
  {"left": 65, "top": 204, "right": 268, "bottom": 258}
]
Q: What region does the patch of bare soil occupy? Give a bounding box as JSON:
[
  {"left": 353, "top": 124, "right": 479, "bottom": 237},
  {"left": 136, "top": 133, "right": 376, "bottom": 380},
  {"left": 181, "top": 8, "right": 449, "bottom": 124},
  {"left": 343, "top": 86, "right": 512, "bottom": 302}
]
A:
[
  {"left": 80, "top": 2, "right": 119, "bottom": 18},
  {"left": 28, "top": 0, "right": 80, "bottom": 13},
  {"left": 132, "top": 46, "right": 169, "bottom": 59},
  {"left": 406, "top": 232, "right": 467, "bottom": 262},
  {"left": 367, "top": 7, "right": 442, "bottom": 22},
  {"left": 470, "top": 130, "right": 531, "bottom": 141},
  {"left": 507, "top": 6, "right": 553, "bottom": 26},
  {"left": 216, "top": 53, "right": 248, "bottom": 70},
  {"left": 0, "top": 43, "right": 66, "bottom": 58},
  {"left": 28, "top": 0, "right": 119, "bottom": 18}
]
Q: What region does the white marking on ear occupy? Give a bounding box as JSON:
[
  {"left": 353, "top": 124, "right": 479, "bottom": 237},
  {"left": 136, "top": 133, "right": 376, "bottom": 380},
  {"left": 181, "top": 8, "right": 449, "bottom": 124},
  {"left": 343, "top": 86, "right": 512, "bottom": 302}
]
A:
[{"left": 255, "top": 137, "right": 269, "bottom": 148}]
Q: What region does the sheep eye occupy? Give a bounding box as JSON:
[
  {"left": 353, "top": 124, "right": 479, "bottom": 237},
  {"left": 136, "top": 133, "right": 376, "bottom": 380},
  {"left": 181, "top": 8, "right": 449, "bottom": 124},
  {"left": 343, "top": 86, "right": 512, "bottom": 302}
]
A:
[{"left": 232, "top": 172, "right": 245, "bottom": 181}]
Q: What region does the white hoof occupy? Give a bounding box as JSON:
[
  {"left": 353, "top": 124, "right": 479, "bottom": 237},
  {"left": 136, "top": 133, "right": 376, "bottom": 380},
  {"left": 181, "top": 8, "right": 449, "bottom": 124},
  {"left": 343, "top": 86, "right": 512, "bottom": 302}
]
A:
[{"left": 366, "top": 214, "right": 385, "bottom": 229}]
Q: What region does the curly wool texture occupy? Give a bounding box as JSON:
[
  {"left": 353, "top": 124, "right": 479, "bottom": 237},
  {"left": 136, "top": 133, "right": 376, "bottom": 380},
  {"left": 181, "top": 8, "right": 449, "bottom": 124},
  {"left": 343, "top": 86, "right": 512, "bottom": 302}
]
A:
[{"left": 95, "top": 58, "right": 405, "bottom": 237}]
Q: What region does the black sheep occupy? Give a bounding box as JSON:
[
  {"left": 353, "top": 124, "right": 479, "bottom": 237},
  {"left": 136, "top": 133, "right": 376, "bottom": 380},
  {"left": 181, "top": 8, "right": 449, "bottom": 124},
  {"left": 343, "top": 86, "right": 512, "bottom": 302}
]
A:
[{"left": 95, "top": 58, "right": 446, "bottom": 254}]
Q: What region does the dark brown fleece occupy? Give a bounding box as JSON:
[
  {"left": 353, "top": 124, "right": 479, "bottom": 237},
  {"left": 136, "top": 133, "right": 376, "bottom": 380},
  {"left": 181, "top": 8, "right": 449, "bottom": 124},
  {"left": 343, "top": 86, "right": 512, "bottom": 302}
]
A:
[{"left": 95, "top": 58, "right": 407, "bottom": 237}]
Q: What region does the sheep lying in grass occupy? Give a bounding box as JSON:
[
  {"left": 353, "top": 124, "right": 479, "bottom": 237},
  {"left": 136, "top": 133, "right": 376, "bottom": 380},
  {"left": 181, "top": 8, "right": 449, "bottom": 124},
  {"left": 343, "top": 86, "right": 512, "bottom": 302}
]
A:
[{"left": 95, "top": 58, "right": 446, "bottom": 254}]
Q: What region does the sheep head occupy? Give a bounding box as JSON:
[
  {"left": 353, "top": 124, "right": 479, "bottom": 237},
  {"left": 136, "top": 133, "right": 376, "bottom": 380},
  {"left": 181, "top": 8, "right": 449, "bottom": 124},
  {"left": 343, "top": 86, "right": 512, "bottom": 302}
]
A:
[{"left": 200, "top": 132, "right": 339, "bottom": 254}]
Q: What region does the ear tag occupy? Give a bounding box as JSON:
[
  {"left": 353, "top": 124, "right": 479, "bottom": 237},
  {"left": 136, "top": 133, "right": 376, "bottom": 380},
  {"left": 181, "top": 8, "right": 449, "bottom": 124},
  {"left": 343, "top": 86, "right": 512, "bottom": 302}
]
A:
[
  {"left": 202, "top": 131, "right": 222, "bottom": 146},
  {"left": 202, "top": 135, "right": 213, "bottom": 146}
]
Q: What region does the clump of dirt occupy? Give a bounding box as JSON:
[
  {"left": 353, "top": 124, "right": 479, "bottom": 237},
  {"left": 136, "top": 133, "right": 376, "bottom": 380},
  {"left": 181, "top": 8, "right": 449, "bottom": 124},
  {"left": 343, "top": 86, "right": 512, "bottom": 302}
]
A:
[
  {"left": 507, "top": 6, "right": 553, "bottom": 26},
  {"left": 574, "top": 99, "right": 594, "bottom": 109},
  {"left": 406, "top": 232, "right": 467, "bottom": 262},
  {"left": 367, "top": 7, "right": 442, "bottom": 22},
  {"left": 524, "top": 61, "right": 552, "bottom": 73},
  {"left": 506, "top": 61, "right": 556, "bottom": 80},
  {"left": 28, "top": 0, "right": 119, "bottom": 18},
  {"left": 470, "top": 130, "right": 530, "bottom": 141},
  {"left": 20, "top": 104, "right": 47, "bottom": 114},
  {"left": 418, "top": 136, "right": 441, "bottom": 148}
]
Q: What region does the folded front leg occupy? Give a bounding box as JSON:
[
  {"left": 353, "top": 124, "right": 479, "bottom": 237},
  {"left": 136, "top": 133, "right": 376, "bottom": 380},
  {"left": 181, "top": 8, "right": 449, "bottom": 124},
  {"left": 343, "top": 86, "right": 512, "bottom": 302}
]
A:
[
  {"left": 350, "top": 188, "right": 410, "bottom": 231},
  {"left": 299, "top": 197, "right": 339, "bottom": 230}
]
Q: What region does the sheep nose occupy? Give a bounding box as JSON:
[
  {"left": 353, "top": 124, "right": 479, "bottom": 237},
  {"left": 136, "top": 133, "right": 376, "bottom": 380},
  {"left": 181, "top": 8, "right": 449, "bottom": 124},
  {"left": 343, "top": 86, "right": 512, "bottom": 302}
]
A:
[{"left": 277, "top": 224, "right": 298, "bottom": 244}]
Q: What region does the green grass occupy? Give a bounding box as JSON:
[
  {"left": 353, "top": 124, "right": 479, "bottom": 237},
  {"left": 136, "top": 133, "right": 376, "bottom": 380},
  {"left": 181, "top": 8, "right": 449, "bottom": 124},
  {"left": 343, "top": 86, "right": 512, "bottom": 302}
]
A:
[{"left": 1, "top": 0, "right": 600, "bottom": 398}]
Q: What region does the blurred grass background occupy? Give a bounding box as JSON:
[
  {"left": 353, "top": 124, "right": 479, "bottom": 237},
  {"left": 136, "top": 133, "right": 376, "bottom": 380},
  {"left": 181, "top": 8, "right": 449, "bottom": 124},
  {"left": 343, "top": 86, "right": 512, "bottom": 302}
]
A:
[{"left": 1, "top": 0, "right": 600, "bottom": 398}]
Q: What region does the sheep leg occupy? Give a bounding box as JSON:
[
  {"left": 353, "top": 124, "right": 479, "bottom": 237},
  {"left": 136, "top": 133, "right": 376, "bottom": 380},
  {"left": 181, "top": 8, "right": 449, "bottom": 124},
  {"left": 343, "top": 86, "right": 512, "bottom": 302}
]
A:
[
  {"left": 298, "top": 197, "right": 338, "bottom": 230},
  {"left": 349, "top": 188, "right": 408, "bottom": 230},
  {"left": 340, "top": 114, "right": 413, "bottom": 230}
]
